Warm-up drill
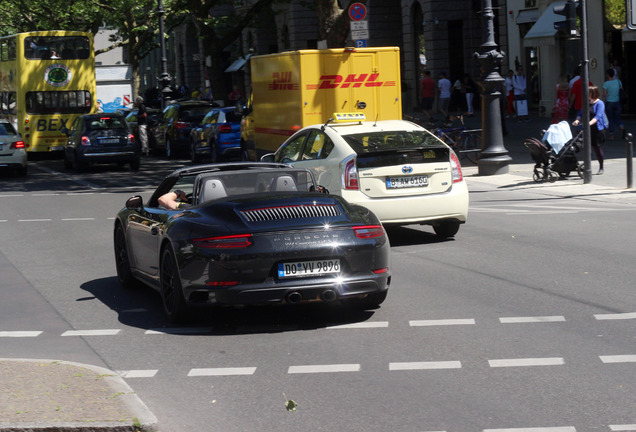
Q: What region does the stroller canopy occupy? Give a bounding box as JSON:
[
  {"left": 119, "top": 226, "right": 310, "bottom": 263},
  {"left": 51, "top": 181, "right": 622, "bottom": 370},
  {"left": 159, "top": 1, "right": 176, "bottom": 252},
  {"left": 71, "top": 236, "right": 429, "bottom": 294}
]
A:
[{"left": 542, "top": 121, "right": 572, "bottom": 154}]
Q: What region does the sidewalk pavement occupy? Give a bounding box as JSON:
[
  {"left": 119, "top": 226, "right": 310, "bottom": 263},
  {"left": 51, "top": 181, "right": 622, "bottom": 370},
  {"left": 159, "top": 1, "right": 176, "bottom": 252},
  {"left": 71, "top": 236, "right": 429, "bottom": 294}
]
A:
[{"left": 0, "top": 359, "right": 157, "bottom": 431}]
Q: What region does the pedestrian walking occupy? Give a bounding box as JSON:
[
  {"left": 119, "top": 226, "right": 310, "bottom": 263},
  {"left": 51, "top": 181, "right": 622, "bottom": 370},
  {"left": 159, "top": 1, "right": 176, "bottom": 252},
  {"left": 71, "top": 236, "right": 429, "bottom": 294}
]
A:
[
  {"left": 437, "top": 72, "right": 452, "bottom": 120},
  {"left": 420, "top": 70, "right": 435, "bottom": 121},
  {"left": 602, "top": 68, "right": 624, "bottom": 140},
  {"left": 463, "top": 74, "right": 476, "bottom": 116},
  {"left": 552, "top": 76, "right": 569, "bottom": 124},
  {"left": 134, "top": 96, "right": 149, "bottom": 156},
  {"left": 504, "top": 69, "right": 515, "bottom": 118},
  {"left": 573, "top": 85, "right": 606, "bottom": 175},
  {"left": 512, "top": 65, "right": 529, "bottom": 121}
]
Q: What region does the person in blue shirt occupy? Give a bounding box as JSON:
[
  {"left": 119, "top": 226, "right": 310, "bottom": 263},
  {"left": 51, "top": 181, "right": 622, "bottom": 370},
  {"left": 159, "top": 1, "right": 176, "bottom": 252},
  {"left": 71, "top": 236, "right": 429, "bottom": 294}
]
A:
[
  {"left": 573, "top": 85, "right": 606, "bottom": 175},
  {"left": 602, "top": 68, "right": 624, "bottom": 140}
]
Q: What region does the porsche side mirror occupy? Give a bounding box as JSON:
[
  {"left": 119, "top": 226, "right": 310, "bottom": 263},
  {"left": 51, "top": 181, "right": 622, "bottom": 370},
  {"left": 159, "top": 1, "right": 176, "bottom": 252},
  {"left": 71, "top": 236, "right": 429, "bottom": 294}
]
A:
[
  {"left": 260, "top": 153, "right": 275, "bottom": 163},
  {"left": 125, "top": 195, "right": 143, "bottom": 210}
]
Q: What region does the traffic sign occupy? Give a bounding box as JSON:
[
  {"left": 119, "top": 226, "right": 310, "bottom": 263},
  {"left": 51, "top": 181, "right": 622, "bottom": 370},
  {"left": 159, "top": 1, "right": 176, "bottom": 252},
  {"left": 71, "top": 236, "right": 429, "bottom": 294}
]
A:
[
  {"left": 349, "top": 2, "right": 367, "bottom": 21},
  {"left": 355, "top": 40, "right": 368, "bottom": 48},
  {"left": 350, "top": 20, "right": 368, "bottom": 31},
  {"left": 351, "top": 29, "right": 370, "bottom": 40}
]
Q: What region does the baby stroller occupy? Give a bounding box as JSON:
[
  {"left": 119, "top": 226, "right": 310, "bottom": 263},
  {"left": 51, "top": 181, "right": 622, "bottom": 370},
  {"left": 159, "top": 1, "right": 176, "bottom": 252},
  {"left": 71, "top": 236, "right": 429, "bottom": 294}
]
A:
[{"left": 523, "top": 121, "right": 584, "bottom": 182}]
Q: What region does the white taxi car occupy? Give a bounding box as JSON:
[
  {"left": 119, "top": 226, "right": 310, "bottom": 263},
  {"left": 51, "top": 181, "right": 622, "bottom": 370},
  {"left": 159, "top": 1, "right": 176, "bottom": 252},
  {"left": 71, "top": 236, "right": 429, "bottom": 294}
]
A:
[
  {"left": 0, "top": 118, "right": 27, "bottom": 176},
  {"left": 265, "top": 114, "right": 469, "bottom": 237}
]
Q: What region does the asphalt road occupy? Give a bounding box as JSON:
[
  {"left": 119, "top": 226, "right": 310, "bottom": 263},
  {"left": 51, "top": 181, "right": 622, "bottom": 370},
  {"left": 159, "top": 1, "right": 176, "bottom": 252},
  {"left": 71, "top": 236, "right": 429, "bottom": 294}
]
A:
[{"left": 1, "top": 156, "right": 635, "bottom": 432}]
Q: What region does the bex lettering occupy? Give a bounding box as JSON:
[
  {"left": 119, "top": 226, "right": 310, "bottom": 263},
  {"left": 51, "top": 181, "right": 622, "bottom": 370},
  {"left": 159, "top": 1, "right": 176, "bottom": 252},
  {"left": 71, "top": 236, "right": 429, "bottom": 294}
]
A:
[{"left": 36, "top": 118, "right": 69, "bottom": 131}]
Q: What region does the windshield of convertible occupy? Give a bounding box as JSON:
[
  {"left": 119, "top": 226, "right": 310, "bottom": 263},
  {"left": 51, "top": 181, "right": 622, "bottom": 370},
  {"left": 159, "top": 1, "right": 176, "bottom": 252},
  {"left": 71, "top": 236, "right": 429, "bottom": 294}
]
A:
[{"left": 342, "top": 130, "right": 442, "bottom": 153}]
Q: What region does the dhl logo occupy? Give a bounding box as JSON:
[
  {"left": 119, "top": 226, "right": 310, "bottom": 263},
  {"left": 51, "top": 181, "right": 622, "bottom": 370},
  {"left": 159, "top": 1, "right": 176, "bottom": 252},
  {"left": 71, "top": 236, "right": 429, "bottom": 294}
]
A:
[
  {"left": 268, "top": 72, "right": 396, "bottom": 91},
  {"left": 268, "top": 72, "right": 299, "bottom": 90}
]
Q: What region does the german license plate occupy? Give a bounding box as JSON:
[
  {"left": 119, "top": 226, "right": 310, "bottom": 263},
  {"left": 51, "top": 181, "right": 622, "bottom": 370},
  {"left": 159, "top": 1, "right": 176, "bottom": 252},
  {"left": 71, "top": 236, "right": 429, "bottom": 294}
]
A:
[
  {"left": 278, "top": 259, "right": 341, "bottom": 278},
  {"left": 50, "top": 145, "right": 63, "bottom": 151},
  {"left": 386, "top": 175, "right": 428, "bottom": 188},
  {"left": 100, "top": 138, "right": 120, "bottom": 144}
]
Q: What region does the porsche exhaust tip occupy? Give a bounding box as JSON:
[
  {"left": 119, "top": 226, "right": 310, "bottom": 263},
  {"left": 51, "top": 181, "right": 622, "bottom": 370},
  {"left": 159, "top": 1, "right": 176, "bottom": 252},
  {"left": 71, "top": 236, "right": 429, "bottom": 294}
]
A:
[
  {"left": 321, "top": 289, "right": 337, "bottom": 302},
  {"left": 286, "top": 291, "right": 302, "bottom": 304}
]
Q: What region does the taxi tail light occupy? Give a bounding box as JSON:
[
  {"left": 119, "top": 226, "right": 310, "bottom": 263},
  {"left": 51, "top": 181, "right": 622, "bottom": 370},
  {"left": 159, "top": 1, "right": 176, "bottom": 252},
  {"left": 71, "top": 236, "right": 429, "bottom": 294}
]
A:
[
  {"left": 81, "top": 136, "right": 91, "bottom": 146},
  {"left": 343, "top": 156, "right": 359, "bottom": 190},
  {"left": 353, "top": 225, "right": 385, "bottom": 239},
  {"left": 450, "top": 150, "right": 463, "bottom": 183},
  {"left": 10, "top": 140, "right": 25, "bottom": 149},
  {"left": 219, "top": 124, "right": 232, "bottom": 133},
  {"left": 193, "top": 233, "right": 253, "bottom": 248}
]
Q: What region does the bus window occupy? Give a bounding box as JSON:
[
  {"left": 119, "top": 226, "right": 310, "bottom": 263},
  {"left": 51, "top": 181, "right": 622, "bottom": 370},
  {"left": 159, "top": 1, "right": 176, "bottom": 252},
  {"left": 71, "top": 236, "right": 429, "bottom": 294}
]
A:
[
  {"left": 6, "top": 38, "right": 16, "bottom": 61},
  {"left": 24, "top": 36, "right": 90, "bottom": 60},
  {"left": 25, "top": 91, "right": 92, "bottom": 114}
]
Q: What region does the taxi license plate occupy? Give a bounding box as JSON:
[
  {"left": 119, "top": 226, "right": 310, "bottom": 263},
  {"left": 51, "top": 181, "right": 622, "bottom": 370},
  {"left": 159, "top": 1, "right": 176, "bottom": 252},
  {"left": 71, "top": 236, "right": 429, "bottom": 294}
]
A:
[
  {"left": 100, "top": 138, "right": 120, "bottom": 144},
  {"left": 386, "top": 175, "right": 429, "bottom": 188},
  {"left": 278, "top": 259, "right": 340, "bottom": 278}
]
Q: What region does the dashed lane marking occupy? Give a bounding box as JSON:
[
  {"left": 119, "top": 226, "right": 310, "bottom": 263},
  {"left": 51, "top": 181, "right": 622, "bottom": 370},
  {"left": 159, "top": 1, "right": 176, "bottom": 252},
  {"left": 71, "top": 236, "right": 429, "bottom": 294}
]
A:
[
  {"left": 61, "top": 329, "right": 121, "bottom": 336},
  {"left": 595, "top": 312, "right": 636, "bottom": 320},
  {"left": 288, "top": 363, "right": 361, "bottom": 374},
  {"left": 410, "top": 318, "right": 476, "bottom": 327},
  {"left": 610, "top": 425, "right": 636, "bottom": 431},
  {"left": 599, "top": 355, "right": 636, "bottom": 364},
  {"left": 0, "top": 331, "right": 42, "bottom": 337},
  {"left": 188, "top": 367, "right": 257, "bottom": 377},
  {"left": 117, "top": 369, "right": 158, "bottom": 378},
  {"left": 17, "top": 218, "right": 52, "bottom": 222},
  {"left": 326, "top": 321, "right": 389, "bottom": 329},
  {"left": 488, "top": 357, "right": 565, "bottom": 368},
  {"left": 146, "top": 328, "right": 214, "bottom": 335},
  {"left": 483, "top": 427, "right": 576, "bottom": 432},
  {"left": 389, "top": 361, "right": 462, "bottom": 371},
  {"left": 499, "top": 316, "right": 566, "bottom": 323}
]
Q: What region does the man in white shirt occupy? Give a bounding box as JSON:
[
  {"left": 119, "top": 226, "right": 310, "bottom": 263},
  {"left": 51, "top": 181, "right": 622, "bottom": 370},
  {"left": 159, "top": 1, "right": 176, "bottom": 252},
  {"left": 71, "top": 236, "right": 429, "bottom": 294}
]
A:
[
  {"left": 437, "top": 72, "right": 452, "bottom": 120},
  {"left": 512, "top": 66, "right": 528, "bottom": 121}
]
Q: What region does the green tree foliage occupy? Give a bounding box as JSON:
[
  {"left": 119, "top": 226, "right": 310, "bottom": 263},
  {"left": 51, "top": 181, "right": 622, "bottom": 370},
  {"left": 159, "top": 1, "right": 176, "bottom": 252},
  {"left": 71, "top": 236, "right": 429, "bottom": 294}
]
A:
[{"left": 605, "top": 0, "right": 626, "bottom": 28}]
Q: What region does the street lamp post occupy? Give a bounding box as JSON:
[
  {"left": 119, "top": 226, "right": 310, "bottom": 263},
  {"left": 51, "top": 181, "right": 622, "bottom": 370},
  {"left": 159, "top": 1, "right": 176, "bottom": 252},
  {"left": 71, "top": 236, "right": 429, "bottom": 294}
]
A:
[
  {"left": 157, "top": 0, "right": 171, "bottom": 109},
  {"left": 474, "top": 0, "right": 511, "bottom": 175}
]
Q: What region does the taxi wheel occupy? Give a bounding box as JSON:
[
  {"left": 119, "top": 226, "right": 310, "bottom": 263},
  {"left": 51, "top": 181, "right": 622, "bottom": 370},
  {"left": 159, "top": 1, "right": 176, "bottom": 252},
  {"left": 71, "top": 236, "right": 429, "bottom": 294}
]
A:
[
  {"left": 160, "top": 248, "right": 188, "bottom": 323},
  {"left": 114, "top": 225, "right": 136, "bottom": 290},
  {"left": 433, "top": 220, "right": 460, "bottom": 238}
]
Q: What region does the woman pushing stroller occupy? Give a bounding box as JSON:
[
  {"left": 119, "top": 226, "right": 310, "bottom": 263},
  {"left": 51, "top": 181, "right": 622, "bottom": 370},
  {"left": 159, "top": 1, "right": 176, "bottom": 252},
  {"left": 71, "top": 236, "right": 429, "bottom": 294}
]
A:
[{"left": 572, "top": 85, "right": 606, "bottom": 175}]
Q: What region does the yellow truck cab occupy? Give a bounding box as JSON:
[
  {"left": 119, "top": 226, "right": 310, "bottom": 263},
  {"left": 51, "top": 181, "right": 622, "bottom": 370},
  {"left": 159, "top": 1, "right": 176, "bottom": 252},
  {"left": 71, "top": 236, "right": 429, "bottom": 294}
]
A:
[{"left": 240, "top": 47, "right": 402, "bottom": 161}]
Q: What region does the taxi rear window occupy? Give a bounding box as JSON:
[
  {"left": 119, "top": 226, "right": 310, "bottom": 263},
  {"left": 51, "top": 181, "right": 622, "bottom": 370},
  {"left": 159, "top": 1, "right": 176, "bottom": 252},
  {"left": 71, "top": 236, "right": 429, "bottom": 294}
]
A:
[{"left": 342, "top": 130, "right": 444, "bottom": 154}]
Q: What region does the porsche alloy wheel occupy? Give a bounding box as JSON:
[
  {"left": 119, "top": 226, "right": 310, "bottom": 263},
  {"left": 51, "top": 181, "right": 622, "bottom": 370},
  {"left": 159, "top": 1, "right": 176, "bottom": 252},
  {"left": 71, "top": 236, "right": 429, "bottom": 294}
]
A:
[
  {"left": 114, "top": 225, "right": 136, "bottom": 289},
  {"left": 160, "top": 248, "right": 188, "bottom": 323}
]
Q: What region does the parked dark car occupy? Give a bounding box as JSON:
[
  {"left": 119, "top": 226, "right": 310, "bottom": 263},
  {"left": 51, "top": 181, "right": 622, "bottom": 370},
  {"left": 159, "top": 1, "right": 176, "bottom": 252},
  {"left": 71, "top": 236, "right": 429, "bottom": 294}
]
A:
[
  {"left": 189, "top": 107, "right": 242, "bottom": 163},
  {"left": 125, "top": 108, "right": 161, "bottom": 151},
  {"left": 152, "top": 100, "right": 217, "bottom": 158},
  {"left": 113, "top": 162, "right": 391, "bottom": 322},
  {"left": 63, "top": 113, "right": 140, "bottom": 172}
]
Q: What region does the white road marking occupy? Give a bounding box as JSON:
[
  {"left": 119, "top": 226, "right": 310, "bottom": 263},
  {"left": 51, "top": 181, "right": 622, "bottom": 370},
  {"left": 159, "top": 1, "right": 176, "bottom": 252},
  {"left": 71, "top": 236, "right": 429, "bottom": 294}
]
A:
[
  {"left": 0, "top": 331, "right": 42, "bottom": 337},
  {"left": 33, "top": 193, "right": 59, "bottom": 196},
  {"left": 488, "top": 357, "right": 565, "bottom": 368},
  {"left": 483, "top": 427, "right": 576, "bottom": 432},
  {"left": 610, "top": 425, "right": 636, "bottom": 431},
  {"left": 599, "top": 355, "right": 636, "bottom": 364},
  {"left": 389, "top": 361, "right": 462, "bottom": 371},
  {"left": 326, "top": 321, "right": 389, "bottom": 329},
  {"left": 188, "top": 367, "right": 257, "bottom": 377},
  {"left": 288, "top": 364, "right": 361, "bottom": 374},
  {"left": 499, "top": 316, "right": 566, "bottom": 323},
  {"left": 61, "top": 218, "right": 96, "bottom": 221},
  {"left": 18, "top": 219, "right": 52, "bottom": 222},
  {"left": 594, "top": 312, "right": 636, "bottom": 320},
  {"left": 146, "top": 328, "right": 214, "bottom": 335},
  {"left": 61, "top": 329, "right": 121, "bottom": 336},
  {"left": 410, "top": 318, "right": 476, "bottom": 327},
  {"left": 117, "top": 369, "right": 158, "bottom": 378},
  {"left": 0, "top": 194, "right": 24, "bottom": 198}
]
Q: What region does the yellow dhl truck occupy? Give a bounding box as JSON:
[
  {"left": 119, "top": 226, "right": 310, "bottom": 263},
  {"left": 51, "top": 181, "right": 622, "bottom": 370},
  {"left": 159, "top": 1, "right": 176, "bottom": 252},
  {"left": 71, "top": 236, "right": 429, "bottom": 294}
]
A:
[{"left": 240, "top": 47, "right": 402, "bottom": 160}]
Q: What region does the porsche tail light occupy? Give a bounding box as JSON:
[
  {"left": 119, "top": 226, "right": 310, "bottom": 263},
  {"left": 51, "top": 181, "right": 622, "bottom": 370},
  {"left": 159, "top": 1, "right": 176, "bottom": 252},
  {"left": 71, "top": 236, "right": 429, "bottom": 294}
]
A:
[
  {"left": 193, "top": 234, "right": 253, "bottom": 248},
  {"left": 219, "top": 124, "right": 232, "bottom": 133},
  {"left": 206, "top": 280, "right": 239, "bottom": 286},
  {"left": 450, "top": 150, "right": 463, "bottom": 183},
  {"left": 81, "top": 136, "right": 91, "bottom": 146},
  {"left": 343, "top": 156, "right": 359, "bottom": 190},
  {"left": 128, "top": 134, "right": 135, "bottom": 144},
  {"left": 10, "top": 140, "right": 25, "bottom": 149},
  {"left": 373, "top": 268, "right": 388, "bottom": 274},
  {"left": 353, "top": 225, "right": 385, "bottom": 239}
]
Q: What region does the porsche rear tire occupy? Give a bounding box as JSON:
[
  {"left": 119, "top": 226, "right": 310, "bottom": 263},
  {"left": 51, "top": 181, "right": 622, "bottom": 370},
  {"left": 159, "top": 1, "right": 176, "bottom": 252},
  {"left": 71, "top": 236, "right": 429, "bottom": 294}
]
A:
[
  {"left": 114, "top": 225, "right": 137, "bottom": 290},
  {"left": 160, "top": 248, "right": 188, "bottom": 323}
]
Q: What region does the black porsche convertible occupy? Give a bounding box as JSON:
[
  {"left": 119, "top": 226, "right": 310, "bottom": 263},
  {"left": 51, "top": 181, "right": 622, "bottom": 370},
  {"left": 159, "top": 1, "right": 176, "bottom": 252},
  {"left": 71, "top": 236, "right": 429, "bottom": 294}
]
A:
[{"left": 113, "top": 163, "right": 391, "bottom": 322}]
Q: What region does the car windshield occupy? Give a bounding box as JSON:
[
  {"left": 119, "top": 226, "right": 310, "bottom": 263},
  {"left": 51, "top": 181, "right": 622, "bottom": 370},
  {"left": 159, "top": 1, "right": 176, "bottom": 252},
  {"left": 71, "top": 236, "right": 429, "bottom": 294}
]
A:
[
  {"left": 86, "top": 116, "right": 127, "bottom": 131},
  {"left": 0, "top": 122, "right": 17, "bottom": 135},
  {"left": 342, "top": 130, "right": 443, "bottom": 153}
]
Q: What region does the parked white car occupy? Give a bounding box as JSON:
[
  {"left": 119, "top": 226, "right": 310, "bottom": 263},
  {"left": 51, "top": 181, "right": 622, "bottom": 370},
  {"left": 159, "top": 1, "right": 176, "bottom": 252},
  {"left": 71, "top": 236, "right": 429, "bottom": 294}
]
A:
[
  {"left": 0, "top": 118, "right": 27, "bottom": 176},
  {"left": 265, "top": 115, "right": 469, "bottom": 238}
]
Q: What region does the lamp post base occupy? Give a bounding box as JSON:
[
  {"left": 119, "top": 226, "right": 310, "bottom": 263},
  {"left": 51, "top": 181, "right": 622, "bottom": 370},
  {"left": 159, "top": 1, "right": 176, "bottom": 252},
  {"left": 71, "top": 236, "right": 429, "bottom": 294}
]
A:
[{"left": 478, "top": 155, "right": 512, "bottom": 176}]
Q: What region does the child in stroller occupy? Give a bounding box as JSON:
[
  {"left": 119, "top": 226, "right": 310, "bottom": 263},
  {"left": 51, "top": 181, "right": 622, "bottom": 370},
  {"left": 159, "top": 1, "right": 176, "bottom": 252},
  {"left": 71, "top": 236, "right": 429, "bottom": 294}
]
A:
[{"left": 523, "top": 121, "right": 583, "bottom": 182}]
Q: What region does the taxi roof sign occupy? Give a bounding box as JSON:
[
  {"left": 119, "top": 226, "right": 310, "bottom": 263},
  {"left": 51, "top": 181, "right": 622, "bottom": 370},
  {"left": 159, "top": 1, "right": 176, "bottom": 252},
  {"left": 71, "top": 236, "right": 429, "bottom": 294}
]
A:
[{"left": 334, "top": 112, "right": 366, "bottom": 122}]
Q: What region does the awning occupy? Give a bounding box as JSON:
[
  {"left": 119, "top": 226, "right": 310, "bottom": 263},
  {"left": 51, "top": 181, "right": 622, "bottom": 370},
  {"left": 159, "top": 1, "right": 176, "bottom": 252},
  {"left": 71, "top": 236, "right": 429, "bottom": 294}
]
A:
[
  {"left": 516, "top": 9, "right": 539, "bottom": 24},
  {"left": 523, "top": 1, "right": 565, "bottom": 46},
  {"left": 225, "top": 54, "right": 252, "bottom": 73}
]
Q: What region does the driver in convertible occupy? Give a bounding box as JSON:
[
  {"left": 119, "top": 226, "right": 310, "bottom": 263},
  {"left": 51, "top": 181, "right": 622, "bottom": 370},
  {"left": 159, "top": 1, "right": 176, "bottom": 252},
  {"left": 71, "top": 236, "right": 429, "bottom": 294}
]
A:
[{"left": 158, "top": 189, "right": 191, "bottom": 210}]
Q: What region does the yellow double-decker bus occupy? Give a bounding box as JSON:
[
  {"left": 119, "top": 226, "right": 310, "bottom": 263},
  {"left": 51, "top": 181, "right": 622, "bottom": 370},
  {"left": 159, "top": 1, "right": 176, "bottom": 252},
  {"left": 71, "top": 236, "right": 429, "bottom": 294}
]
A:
[{"left": 0, "top": 31, "right": 97, "bottom": 153}]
